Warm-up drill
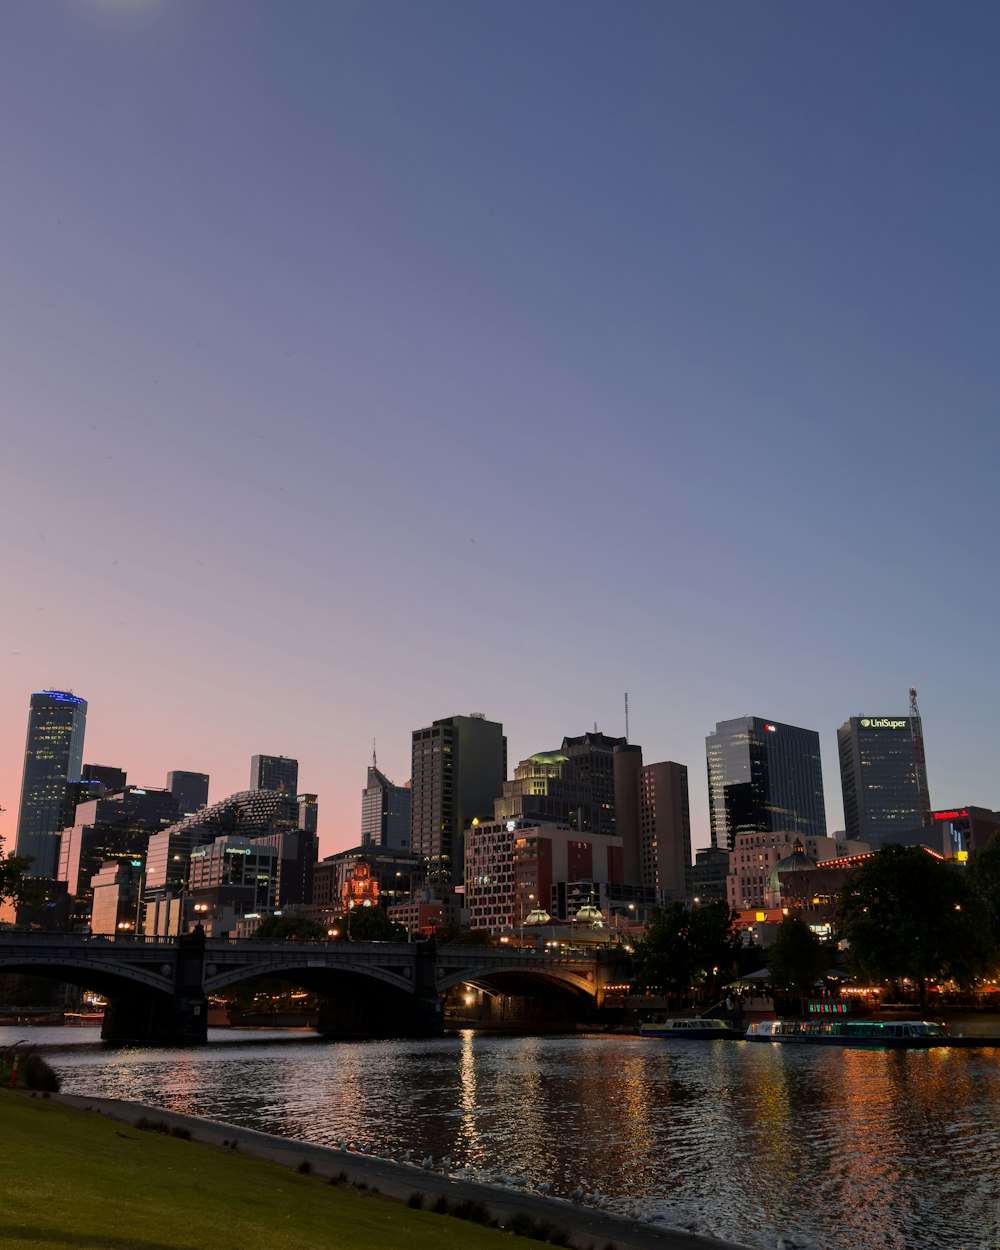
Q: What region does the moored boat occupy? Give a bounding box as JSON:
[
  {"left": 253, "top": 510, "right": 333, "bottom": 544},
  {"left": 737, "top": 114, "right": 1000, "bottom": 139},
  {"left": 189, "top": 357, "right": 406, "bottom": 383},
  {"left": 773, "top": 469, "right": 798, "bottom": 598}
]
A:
[
  {"left": 746, "top": 1018, "right": 951, "bottom": 1047},
  {"left": 640, "top": 1017, "right": 742, "bottom": 1040}
]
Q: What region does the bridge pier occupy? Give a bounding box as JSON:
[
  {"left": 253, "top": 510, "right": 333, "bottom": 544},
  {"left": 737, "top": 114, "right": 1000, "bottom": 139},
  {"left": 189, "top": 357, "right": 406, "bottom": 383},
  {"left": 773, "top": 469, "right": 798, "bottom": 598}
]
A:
[{"left": 101, "top": 928, "right": 208, "bottom": 1047}]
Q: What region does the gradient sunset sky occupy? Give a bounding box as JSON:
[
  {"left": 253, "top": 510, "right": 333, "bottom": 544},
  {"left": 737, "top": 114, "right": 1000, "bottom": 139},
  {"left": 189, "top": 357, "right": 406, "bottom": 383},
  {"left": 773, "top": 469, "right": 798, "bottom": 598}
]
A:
[{"left": 2, "top": 1, "right": 998, "bottom": 857}]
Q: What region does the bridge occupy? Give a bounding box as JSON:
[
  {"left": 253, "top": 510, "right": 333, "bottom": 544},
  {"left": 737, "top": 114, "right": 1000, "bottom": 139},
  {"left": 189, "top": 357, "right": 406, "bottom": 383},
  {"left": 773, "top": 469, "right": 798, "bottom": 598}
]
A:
[{"left": 0, "top": 931, "right": 628, "bottom": 1045}]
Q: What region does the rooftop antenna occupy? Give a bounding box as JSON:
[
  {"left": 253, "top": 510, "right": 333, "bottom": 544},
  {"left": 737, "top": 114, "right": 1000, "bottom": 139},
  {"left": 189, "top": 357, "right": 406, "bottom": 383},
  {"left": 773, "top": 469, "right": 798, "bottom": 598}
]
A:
[
  {"left": 624, "top": 692, "right": 629, "bottom": 742},
  {"left": 372, "top": 738, "right": 377, "bottom": 770},
  {"left": 908, "top": 686, "right": 931, "bottom": 826}
]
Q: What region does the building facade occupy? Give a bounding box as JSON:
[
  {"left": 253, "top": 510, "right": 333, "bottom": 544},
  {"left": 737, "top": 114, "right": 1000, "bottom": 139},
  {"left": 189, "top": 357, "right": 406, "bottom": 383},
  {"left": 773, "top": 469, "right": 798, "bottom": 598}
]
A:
[
  {"left": 725, "top": 831, "right": 868, "bottom": 910},
  {"left": 14, "top": 689, "right": 88, "bottom": 878},
  {"left": 706, "top": 716, "right": 827, "bottom": 851},
  {"left": 837, "top": 716, "right": 929, "bottom": 850},
  {"left": 639, "top": 761, "right": 692, "bottom": 899},
  {"left": 410, "top": 713, "right": 507, "bottom": 889},
  {"left": 58, "top": 785, "right": 180, "bottom": 924},
  {"left": 464, "top": 819, "right": 624, "bottom": 934}
]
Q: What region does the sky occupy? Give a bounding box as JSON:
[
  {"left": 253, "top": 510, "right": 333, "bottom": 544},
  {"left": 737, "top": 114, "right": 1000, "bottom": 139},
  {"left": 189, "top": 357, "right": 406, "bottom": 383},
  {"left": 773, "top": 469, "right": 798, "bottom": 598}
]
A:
[{"left": 2, "top": 0, "right": 999, "bottom": 858}]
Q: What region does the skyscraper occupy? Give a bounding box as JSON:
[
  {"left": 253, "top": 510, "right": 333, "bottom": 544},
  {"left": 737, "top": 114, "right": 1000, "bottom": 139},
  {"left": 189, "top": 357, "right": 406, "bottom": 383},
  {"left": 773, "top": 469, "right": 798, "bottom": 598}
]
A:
[
  {"left": 639, "top": 761, "right": 692, "bottom": 899},
  {"left": 167, "top": 770, "right": 210, "bottom": 816},
  {"left": 14, "top": 689, "right": 88, "bottom": 877},
  {"left": 410, "top": 713, "right": 506, "bottom": 889},
  {"left": 250, "top": 754, "right": 298, "bottom": 795},
  {"left": 560, "top": 732, "right": 628, "bottom": 837},
  {"left": 361, "top": 766, "right": 411, "bottom": 851},
  {"left": 706, "top": 716, "right": 826, "bottom": 851},
  {"left": 838, "top": 715, "right": 929, "bottom": 849}
]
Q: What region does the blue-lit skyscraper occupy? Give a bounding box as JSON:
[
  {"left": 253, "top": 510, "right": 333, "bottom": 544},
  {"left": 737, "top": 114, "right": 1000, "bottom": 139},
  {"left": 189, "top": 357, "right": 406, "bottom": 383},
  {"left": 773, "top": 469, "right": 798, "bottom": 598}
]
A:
[{"left": 14, "top": 689, "right": 88, "bottom": 877}]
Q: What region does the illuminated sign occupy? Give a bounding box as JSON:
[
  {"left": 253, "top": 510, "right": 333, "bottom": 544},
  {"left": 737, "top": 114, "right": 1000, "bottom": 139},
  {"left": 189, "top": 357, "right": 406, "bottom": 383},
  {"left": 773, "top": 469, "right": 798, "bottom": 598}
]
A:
[
  {"left": 764, "top": 724, "right": 776, "bottom": 733},
  {"left": 859, "top": 718, "right": 907, "bottom": 729},
  {"left": 932, "top": 809, "right": 968, "bottom": 821}
]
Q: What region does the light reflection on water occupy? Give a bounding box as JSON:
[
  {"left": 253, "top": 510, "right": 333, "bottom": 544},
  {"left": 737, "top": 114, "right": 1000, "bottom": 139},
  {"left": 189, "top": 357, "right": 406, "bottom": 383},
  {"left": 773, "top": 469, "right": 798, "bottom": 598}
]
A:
[{"left": 5, "top": 1026, "right": 999, "bottom": 1250}]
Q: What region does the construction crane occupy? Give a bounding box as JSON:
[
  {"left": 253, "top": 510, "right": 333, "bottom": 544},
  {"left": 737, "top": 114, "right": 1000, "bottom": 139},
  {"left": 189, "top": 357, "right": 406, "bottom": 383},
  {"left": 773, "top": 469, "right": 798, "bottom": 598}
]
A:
[{"left": 909, "top": 686, "right": 932, "bottom": 826}]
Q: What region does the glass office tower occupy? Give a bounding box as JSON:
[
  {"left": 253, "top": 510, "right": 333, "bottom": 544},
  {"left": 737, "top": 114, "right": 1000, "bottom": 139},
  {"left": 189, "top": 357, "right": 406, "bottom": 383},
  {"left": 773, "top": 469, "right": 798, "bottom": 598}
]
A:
[
  {"left": 14, "top": 689, "right": 88, "bottom": 877},
  {"left": 706, "top": 715, "right": 826, "bottom": 851},
  {"left": 838, "top": 716, "right": 927, "bottom": 849}
]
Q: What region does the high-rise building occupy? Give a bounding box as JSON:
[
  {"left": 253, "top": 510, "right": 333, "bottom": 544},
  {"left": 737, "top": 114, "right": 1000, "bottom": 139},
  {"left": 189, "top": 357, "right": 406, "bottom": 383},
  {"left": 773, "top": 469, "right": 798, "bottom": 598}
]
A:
[
  {"left": 410, "top": 713, "right": 506, "bottom": 889},
  {"left": 14, "top": 689, "right": 88, "bottom": 877},
  {"left": 250, "top": 754, "right": 298, "bottom": 796},
  {"left": 838, "top": 716, "right": 930, "bottom": 850},
  {"left": 167, "top": 770, "right": 210, "bottom": 816},
  {"left": 361, "top": 766, "right": 411, "bottom": 851},
  {"left": 560, "top": 732, "right": 628, "bottom": 837},
  {"left": 706, "top": 716, "right": 826, "bottom": 851},
  {"left": 639, "top": 761, "right": 692, "bottom": 899}
]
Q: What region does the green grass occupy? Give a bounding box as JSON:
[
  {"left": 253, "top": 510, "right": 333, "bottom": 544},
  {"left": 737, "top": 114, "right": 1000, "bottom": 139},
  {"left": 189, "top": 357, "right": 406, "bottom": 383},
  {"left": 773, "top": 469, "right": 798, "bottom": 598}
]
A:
[{"left": 0, "top": 1093, "right": 537, "bottom": 1250}]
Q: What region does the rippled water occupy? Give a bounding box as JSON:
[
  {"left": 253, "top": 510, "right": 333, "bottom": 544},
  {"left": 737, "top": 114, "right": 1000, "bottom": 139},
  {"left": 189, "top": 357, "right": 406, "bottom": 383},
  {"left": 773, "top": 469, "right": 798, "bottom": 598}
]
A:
[{"left": 5, "top": 1026, "right": 999, "bottom": 1250}]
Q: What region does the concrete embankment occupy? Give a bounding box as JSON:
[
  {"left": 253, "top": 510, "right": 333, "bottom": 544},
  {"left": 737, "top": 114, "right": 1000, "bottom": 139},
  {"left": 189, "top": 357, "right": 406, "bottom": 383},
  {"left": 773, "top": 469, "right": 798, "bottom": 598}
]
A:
[{"left": 53, "top": 1093, "right": 752, "bottom": 1250}]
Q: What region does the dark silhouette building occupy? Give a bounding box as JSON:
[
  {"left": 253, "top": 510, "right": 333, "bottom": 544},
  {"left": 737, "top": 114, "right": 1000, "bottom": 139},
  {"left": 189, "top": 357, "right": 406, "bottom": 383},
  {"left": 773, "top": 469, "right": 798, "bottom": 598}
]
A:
[{"left": 167, "top": 770, "right": 210, "bottom": 816}]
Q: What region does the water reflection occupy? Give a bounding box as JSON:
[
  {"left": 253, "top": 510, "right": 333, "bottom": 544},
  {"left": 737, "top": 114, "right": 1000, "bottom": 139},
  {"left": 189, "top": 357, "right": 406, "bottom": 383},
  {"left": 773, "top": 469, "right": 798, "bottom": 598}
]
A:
[{"left": 7, "top": 1026, "right": 998, "bottom": 1250}]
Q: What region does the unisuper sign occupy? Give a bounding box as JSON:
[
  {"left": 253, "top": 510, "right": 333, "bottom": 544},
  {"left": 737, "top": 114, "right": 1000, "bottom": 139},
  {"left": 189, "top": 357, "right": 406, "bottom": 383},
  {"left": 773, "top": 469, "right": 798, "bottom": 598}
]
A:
[{"left": 859, "top": 717, "right": 907, "bottom": 729}]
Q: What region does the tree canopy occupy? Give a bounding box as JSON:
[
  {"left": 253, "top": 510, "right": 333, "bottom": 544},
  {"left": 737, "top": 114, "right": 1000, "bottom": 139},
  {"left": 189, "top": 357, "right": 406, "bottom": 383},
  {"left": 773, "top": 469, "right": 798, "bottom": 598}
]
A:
[
  {"left": 0, "top": 837, "right": 34, "bottom": 908},
  {"left": 967, "top": 831, "right": 1000, "bottom": 953},
  {"left": 631, "top": 899, "right": 740, "bottom": 1001},
  {"left": 836, "top": 844, "right": 991, "bottom": 998},
  {"left": 767, "top": 915, "right": 828, "bottom": 999},
  {"left": 250, "top": 914, "right": 328, "bottom": 942},
  {"left": 328, "top": 905, "right": 409, "bottom": 943}
]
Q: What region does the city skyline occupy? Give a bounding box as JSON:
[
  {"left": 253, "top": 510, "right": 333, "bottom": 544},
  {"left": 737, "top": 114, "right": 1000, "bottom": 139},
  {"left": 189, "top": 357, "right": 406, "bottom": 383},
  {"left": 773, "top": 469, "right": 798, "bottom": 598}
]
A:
[
  {"left": 2, "top": 3, "right": 998, "bottom": 856},
  {"left": 1, "top": 681, "right": 993, "bottom": 860}
]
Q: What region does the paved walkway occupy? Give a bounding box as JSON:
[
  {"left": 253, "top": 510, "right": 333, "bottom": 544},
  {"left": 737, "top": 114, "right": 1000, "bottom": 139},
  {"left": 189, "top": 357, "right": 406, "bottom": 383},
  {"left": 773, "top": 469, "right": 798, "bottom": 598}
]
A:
[{"left": 53, "top": 1093, "right": 755, "bottom": 1250}]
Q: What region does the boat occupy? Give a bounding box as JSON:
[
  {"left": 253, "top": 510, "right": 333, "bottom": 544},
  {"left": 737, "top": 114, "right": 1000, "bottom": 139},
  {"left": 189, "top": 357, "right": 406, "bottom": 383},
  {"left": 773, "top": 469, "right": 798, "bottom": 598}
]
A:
[
  {"left": 640, "top": 1017, "right": 742, "bottom": 1040},
  {"left": 746, "top": 1018, "right": 951, "bottom": 1048}
]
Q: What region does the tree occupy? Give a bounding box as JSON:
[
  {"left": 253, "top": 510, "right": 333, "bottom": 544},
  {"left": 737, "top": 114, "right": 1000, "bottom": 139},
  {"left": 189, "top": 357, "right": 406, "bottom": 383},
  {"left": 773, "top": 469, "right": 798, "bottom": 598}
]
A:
[
  {"left": 836, "top": 845, "right": 990, "bottom": 1002},
  {"left": 251, "top": 914, "right": 328, "bottom": 941},
  {"left": 0, "top": 836, "right": 34, "bottom": 908},
  {"left": 328, "top": 905, "right": 408, "bottom": 943},
  {"left": 767, "top": 915, "right": 828, "bottom": 1003},
  {"left": 632, "top": 899, "right": 740, "bottom": 1004},
  {"left": 967, "top": 831, "right": 1000, "bottom": 951}
]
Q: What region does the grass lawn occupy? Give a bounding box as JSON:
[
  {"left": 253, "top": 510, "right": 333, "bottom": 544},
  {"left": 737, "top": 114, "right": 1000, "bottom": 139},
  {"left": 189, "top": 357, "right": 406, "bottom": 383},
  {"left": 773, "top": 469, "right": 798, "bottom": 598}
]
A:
[{"left": 0, "top": 1092, "right": 542, "bottom": 1250}]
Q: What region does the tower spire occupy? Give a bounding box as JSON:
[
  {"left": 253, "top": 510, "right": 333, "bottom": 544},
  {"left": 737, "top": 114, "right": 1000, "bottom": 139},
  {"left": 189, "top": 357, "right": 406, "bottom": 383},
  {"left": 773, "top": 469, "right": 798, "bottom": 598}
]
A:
[
  {"left": 372, "top": 738, "right": 377, "bottom": 770},
  {"left": 908, "top": 686, "right": 931, "bottom": 826}
]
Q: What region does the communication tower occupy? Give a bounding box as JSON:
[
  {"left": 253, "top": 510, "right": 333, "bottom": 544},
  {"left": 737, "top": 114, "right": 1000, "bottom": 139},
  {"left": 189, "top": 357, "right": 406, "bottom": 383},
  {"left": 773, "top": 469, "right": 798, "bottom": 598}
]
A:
[{"left": 908, "top": 686, "right": 932, "bottom": 826}]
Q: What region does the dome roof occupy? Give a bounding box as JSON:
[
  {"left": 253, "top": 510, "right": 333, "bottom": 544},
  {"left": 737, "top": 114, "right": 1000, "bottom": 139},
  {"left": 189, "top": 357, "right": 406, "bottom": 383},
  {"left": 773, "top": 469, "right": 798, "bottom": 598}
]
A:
[
  {"left": 529, "top": 751, "right": 569, "bottom": 765},
  {"left": 768, "top": 839, "right": 817, "bottom": 893}
]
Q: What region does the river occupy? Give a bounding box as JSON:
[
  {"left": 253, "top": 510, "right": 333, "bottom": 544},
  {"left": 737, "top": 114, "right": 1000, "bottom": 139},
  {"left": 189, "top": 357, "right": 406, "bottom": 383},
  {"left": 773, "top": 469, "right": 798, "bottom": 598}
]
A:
[{"left": 3, "top": 1025, "right": 998, "bottom": 1250}]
